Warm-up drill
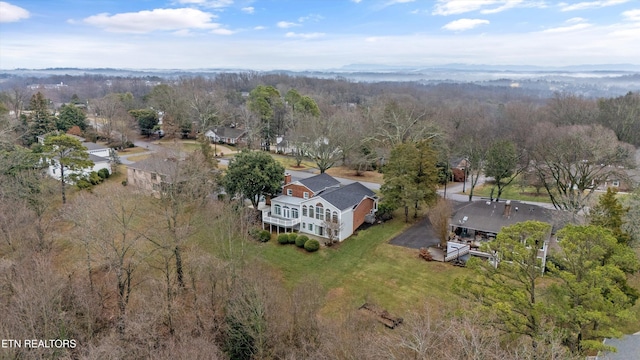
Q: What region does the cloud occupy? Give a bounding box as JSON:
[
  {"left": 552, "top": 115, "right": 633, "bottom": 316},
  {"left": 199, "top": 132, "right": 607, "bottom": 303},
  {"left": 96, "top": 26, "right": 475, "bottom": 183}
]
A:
[
  {"left": 277, "top": 21, "right": 299, "bottom": 28},
  {"left": 241, "top": 6, "right": 254, "bottom": 14},
  {"left": 542, "top": 23, "right": 592, "bottom": 33},
  {"left": 559, "top": 0, "right": 629, "bottom": 12},
  {"left": 254, "top": 25, "right": 266, "bottom": 30},
  {"left": 351, "top": 0, "right": 362, "bottom": 3},
  {"left": 433, "top": 0, "right": 545, "bottom": 16},
  {"left": 566, "top": 17, "right": 587, "bottom": 23},
  {"left": 386, "top": 0, "right": 415, "bottom": 4},
  {"left": 212, "top": 28, "right": 234, "bottom": 35},
  {"left": 82, "top": 8, "right": 220, "bottom": 33},
  {"left": 0, "top": 1, "right": 29, "bottom": 23},
  {"left": 285, "top": 32, "right": 325, "bottom": 39},
  {"left": 175, "top": 0, "right": 234, "bottom": 8},
  {"left": 298, "top": 14, "right": 323, "bottom": 23},
  {"left": 442, "top": 18, "right": 490, "bottom": 31},
  {"left": 622, "top": 9, "right": 640, "bottom": 21}
]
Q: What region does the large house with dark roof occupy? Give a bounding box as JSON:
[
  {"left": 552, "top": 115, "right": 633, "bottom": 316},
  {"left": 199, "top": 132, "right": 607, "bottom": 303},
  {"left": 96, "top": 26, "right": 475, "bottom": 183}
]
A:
[
  {"left": 447, "top": 200, "right": 556, "bottom": 268},
  {"left": 262, "top": 173, "right": 378, "bottom": 242}
]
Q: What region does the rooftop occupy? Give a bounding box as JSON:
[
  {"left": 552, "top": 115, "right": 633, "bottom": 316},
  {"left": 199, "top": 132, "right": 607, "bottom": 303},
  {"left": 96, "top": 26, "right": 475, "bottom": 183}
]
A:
[
  {"left": 451, "top": 200, "right": 556, "bottom": 234},
  {"left": 297, "top": 173, "right": 341, "bottom": 193},
  {"left": 319, "top": 182, "right": 376, "bottom": 210}
]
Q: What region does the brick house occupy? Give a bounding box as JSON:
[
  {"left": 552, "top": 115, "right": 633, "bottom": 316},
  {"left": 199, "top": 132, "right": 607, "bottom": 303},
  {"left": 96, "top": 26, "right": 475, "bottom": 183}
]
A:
[
  {"left": 262, "top": 173, "right": 378, "bottom": 241},
  {"left": 126, "top": 156, "right": 181, "bottom": 197}
]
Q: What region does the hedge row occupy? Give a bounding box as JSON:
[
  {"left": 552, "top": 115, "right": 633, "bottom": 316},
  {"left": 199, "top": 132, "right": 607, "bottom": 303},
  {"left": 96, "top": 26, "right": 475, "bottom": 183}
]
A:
[{"left": 277, "top": 233, "right": 319, "bottom": 252}]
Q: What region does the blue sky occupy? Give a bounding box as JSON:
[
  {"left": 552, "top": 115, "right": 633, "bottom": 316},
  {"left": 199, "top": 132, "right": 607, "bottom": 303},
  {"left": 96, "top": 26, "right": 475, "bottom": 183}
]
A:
[{"left": 1, "top": 0, "right": 639, "bottom": 70}]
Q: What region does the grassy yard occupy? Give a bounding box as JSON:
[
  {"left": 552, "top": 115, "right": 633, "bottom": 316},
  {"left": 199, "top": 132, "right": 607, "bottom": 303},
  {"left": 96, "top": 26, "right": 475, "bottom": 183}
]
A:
[
  {"left": 116, "top": 146, "right": 148, "bottom": 155},
  {"left": 268, "top": 153, "right": 318, "bottom": 170},
  {"left": 325, "top": 166, "right": 384, "bottom": 184},
  {"left": 470, "top": 183, "right": 553, "bottom": 203},
  {"left": 247, "top": 216, "right": 467, "bottom": 317},
  {"left": 124, "top": 154, "right": 151, "bottom": 162}
]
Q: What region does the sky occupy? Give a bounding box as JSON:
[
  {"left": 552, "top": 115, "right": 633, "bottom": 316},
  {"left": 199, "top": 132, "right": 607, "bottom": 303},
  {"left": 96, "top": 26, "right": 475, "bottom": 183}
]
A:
[{"left": 0, "top": 0, "right": 639, "bottom": 70}]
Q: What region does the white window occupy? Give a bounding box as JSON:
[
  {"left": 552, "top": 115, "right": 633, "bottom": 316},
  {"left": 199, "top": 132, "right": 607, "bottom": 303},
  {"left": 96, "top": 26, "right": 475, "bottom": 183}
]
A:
[
  {"left": 302, "top": 205, "right": 307, "bottom": 217},
  {"left": 612, "top": 180, "right": 620, "bottom": 187},
  {"left": 303, "top": 192, "right": 309, "bottom": 199},
  {"left": 283, "top": 206, "right": 290, "bottom": 218},
  {"left": 287, "top": 189, "right": 293, "bottom": 196},
  {"left": 308, "top": 224, "right": 313, "bottom": 231},
  {"left": 274, "top": 204, "right": 281, "bottom": 216},
  {"left": 309, "top": 206, "right": 314, "bottom": 218},
  {"left": 316, "top": 204, "right": 324, "bottom": 220},
  {"left": 292, "top": 208, "right": 299, "bottom": 218},
  {"left": 318, "top": 226, "right": 324, "bottom": 236},
  {"left": 302, "top": 223, "right": 306, "bottom": 229},
  {"left": 332, "top": 211, "right": 338, "bottom": 223}
]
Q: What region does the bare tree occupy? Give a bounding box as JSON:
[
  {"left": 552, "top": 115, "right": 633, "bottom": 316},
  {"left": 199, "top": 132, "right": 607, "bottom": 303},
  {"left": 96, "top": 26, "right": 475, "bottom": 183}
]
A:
[
  {"left": 427, "top": 197, "right": 453, "bottom": 249},
  {"left": 530, "top": 124, "right": 634, "bottom": 214},
  {"left": 65, "top": 184, "right": 148, "bottom": 336},
  {"left": 144, "top": 146, "right": 218, "bottom": 289}
]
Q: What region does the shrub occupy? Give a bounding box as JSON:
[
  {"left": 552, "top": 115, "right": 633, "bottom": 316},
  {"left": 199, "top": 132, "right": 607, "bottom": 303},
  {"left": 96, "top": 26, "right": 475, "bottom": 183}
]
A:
[
  {"left": 288, "top": 233, "right": 298, "bottom": 244},
  {"left": 295, "top": 235, "right": 308, "bottom": 248},
  {"left": 248, "top": 228, "right": 261, "bottom": 240},
  {"left": 88, "top": 171, "right": 102, "bottom": 185},
  {"left": 258, "top": 230, "right": 271, "bottom": 243},
  {"left": 277, "top": 233, "right": 290, "bottom": 245},
  {"left": 304, "top": 239, "right": 320, "bottom": 252},
  {"left": 76, "top": 178, "right": 92, "bottom": 190},
  {"left": 376, "top": 202, "right": 394, "bottom": 221},
  {"left": 97, "top": 168, "right": 110, "bottom": 180}
]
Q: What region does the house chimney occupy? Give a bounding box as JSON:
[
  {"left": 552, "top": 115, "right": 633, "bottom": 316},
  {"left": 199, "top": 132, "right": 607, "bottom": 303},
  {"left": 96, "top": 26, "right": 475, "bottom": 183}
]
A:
[
  {"left": 503, "top": 200, "right": 512, "bottom": 217},
  {"left": 284, "top": 173, "right": 291, "bottom": 185}
]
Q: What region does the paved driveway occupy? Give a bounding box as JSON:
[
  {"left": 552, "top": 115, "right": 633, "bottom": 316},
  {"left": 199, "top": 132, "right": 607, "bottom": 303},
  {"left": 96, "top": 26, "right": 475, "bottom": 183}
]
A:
[
  {"left": 389, "top": 201, "right": 468, "bottom": 249},
  {"left": 389, "top": 216, "right": 441, "bottom": 249}
]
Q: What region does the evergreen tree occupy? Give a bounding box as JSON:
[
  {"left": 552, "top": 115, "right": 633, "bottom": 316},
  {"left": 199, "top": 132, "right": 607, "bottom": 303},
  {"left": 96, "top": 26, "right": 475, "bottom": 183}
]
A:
[
  {"left": 56, "top": 103, "right": 87, "bottom": 132},
  {"left": 43, "top": 134, "right": 93, "bottom": 203},
  {"left": 27, "top": 92, "right": 55, "bottom": 144},
  {"left": 589, "top": 188, "right": 632, "bottom": 245}
]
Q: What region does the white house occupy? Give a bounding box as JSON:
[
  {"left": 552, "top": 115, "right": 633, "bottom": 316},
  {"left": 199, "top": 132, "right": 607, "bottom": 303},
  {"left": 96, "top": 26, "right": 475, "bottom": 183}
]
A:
[
  {"left": 205, "top": 127, "right": 247, "bottom": 145},
  {"left": 262, "top": 173, "right": 378, "bottom": 242},
  {"left": 45, "top": 140, "right": 112, "bottom": 182}
]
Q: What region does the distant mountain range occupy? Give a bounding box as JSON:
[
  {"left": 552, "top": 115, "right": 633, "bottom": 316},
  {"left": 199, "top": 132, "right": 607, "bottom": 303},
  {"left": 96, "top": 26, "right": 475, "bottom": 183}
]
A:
[
  {"left": 1, "top": 64, "right": 639, "bottom": 98},
  {"left": 336, "top": 63, "right": 640, "bottom": 72}
]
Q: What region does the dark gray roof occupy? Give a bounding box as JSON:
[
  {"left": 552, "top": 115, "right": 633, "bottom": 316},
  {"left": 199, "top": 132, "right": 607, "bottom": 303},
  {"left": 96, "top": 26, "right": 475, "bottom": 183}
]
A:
[
  {"left": 600, "top": 334, "right": 640, "bottom": 359},
  {"left": 214, "top": 127, "right": 246, "bottom": 139},
  {"left": 319, "top": 182, "right": 375, "bottom": 210},
  {"left": 298, "top": 173, "right": 341, "bottom": 193},
  {"left": 82, "top": 142, "right": 109, "bottom": 151},
  {"left": 450, "top": 200, "right": 556, "bottom": 234},
  {"left": 89, "top": 154, "right": 109, "bottom": 163},
  {"left": 127, "top": 156, "right": 182, "bottom": 182}
]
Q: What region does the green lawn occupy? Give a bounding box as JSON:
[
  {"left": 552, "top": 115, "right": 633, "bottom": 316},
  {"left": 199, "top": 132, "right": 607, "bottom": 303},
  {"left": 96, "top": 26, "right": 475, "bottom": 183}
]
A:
[{"left": 248, "top": 216, "right": 467, "bottom": 316}]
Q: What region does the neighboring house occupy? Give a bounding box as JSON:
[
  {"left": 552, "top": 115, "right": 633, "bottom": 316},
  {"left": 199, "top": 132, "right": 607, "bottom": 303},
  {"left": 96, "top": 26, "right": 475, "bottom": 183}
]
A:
[
  {"left": 126, "top": 157, "right": 179, "bottom": 197},
  {"left": 447, "top": 200, "right": 556, "bottom": 268},
  {"left": 262, "top": 173, "right": 378, "bottom": 242},
  {"left": 205, "top": 127, "right": 247, "bottom": 145},
  {"left": 274, "top": 136, "right": 299, "bottom": 154},
  {"left": 41, "top": 135, "right": 113, "bottom": 182}
]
